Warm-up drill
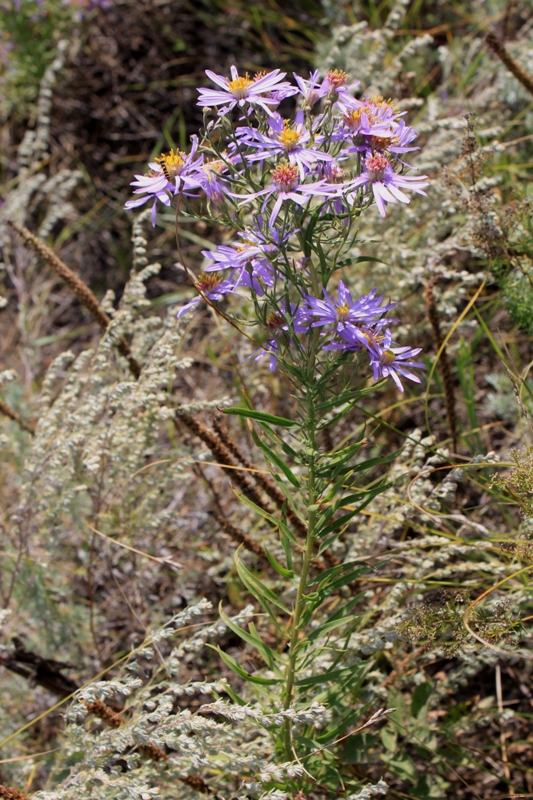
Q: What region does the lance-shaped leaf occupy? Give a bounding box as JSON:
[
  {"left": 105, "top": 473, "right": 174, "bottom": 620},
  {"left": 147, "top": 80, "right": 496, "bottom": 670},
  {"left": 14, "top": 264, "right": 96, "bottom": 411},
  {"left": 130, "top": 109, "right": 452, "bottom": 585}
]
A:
[
  {"left": 208, "top": 645, "right": 282, "bottom": 686},
  {"left": 219, "top": 604, "right": 284, "bottom": 673},
  {"left": 223, "top": 407, "right": 297, "bottom": 428},
  {"left": 233, "top": 489, "right": 301, "bottom": 548},
  {"left": 263, "top": 544, "right": 294, "bottom": 579},
  {"left": 235, "top": 549, "right": 291, "bottom": 618},
  {"left": 252, "top": 429, "right": 300, "bottom": 488}
]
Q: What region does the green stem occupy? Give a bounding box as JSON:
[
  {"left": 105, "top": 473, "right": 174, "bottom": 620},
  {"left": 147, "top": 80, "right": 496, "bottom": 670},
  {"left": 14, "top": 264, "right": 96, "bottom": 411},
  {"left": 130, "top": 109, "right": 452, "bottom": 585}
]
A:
[{"left": 282, "top": 334, "right": 319, "bottom": 761}]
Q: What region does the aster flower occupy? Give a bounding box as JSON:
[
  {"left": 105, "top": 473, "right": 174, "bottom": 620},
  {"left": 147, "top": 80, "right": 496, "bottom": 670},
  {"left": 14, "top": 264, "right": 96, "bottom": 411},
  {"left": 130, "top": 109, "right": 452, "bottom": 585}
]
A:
[
  {"left": 238, "top": 111, "right": 332, "bottom": 180},
  {"left": 317, "top": 160, "right": 350, "bottom": 216},
  {"left": 125, "top": 173, "right": 173, "bottom": 226},
  {"left": 346, "top": 153, "right": 429, "bottom": 217},
  {"left": 197, "top": 66, "right": 297, "bottom": 116},
  {"left": 177, "top": 271, "right": 239, "bottom": 319},
  {"left": 344, "top": 118, "right": 420, "bottom": 159},
  {"left": 125, "top": 138, "right": 202, "bottom": 225},
  {"left": 333, "top": 107, "right": 395, "bottom": 150},
  {"left": 320, "top": 69, "right": 360, "bottom": 110},
  {"left": 305, "top": 281, "right": 395, "bottom": 335},
  {"left": 335, "top": 325, "right": 424, "bottom": 391},
  {"left": 253, "top": 304, "right": 309, "bottom": 371},
  {"left": 369, "top": 340, "right": 424, "bottom": 392},
  {"left": 232, "top": 161, "right": 338, "bottom": 226},
  {"left": 201, "top": 242, "right": 279, "bottom": 295},
  {"left": 194, "top": 158, "right": 232, "bottom": 206},
  {"left": 202, "top": 226, "right": 293, "bottom": 275},
  {"left": 293, "top": 70, "right": 326, "bottom": 109}
]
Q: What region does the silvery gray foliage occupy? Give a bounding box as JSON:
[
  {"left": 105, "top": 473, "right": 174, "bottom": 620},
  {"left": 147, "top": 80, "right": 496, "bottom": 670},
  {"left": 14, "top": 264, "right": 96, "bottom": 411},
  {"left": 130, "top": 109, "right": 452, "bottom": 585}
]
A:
[
  {"left": 314, "top": 0, "right": 532, "bottom": 334},
  {"left": 31, "top": 602, "right": 296, "bottom": 800}
]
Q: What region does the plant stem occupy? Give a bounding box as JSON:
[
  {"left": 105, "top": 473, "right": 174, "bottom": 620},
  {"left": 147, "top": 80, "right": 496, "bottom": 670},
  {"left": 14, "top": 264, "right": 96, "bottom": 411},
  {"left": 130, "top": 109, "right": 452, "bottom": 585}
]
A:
[{"left": 282, "top": 345, "right": 319, "bottom": 760}]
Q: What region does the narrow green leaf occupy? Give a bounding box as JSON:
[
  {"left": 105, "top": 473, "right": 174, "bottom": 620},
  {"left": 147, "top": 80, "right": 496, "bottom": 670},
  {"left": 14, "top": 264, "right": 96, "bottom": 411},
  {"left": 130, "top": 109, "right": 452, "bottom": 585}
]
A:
[
  {"left": 209, "top": 645, "right": 282, "bottom": 686},
  {"left": 307, "top": 613, "right": 361, "bottom": 642},
  {"left": 252, "top": 431, "right": 300, "bottom": 488},
  {"left": 235, "top": 551, "right": 292, "bottom": 616},
  {"left": 256, "top": 421, "right": 301, "bottom": 461},
  {"left": 263, "top": 544, "right": 294, "bottom": 579},
  {"left": 223, "top": 407, "right": 296, "bottom": 427},
  {"left": 218, "top": 605, "right": 284, "bottom": 672},
  {"left": 233, "top": 489, "right": 301, "bottom": 548},
  {"left": 351, "top": 449, "right": 402, "bottom": 474}
]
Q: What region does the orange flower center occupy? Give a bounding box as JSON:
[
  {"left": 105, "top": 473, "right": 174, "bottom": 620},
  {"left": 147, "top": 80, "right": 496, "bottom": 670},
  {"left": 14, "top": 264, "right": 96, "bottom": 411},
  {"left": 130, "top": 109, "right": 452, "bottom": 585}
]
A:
[
  {"left": 327, "top": 69, "right": 349, "bottom": 89},
  {"left": 272, "top": 162, "right": 299, "bottom": 191},
  {"left": 367, "top": 135, "right": 395, "bottom": 151},
  {"left": 342, "top": 108, "right": 378, "bottom": 130},
  {"left": 365, "top": 153, "right": 389, "bottom": 181},
  {"left": 197, "top": 273, "right": 223, "bottom": 293}
]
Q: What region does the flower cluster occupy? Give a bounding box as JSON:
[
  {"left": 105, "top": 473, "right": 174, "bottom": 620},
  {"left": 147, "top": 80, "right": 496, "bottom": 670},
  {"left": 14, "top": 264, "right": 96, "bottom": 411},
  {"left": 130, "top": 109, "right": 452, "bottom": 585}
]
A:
[{"left": 125, "top": 65, "right": 428, "bottom": 391}]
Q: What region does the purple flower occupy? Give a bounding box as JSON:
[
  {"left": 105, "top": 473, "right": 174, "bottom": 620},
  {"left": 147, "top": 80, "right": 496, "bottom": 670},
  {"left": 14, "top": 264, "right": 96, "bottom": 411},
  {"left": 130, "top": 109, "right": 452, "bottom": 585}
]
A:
[
  {"left": 232, "top": 161, "right": 338, "bottom": 226},
  {"left": 332, "top": 324, "right": 424, "bottom": 392},
  {"left": 293, "top": 70, "right": 326, "bottom": 109},
  {"left": 333, "top": 107, "right": 395, "bottom": 150},
  {"left": 237, "top": 111, "right": 332, "bottom": 180},
  {"left": 177, "top": 271, "right": 239, "bottom": 319},
  {"left": 320, "top": 69, "right": 360, "bottom": 110},
  {"left": 194, "top": 157, "right": 233, "bottom": 206},
  {"left": 305, "top": 281, "right": 395, "bottom": 334},
  {"left": 197, "top": 66, "right": 297, "bottom": 116},
  {"left": 370, "top": 342, "right": 424, "bottom": 392},
  {"left": 341, "top": 326, "right": 425, "bottom": 392},
  {"left": 252, "top": 303, "right": 309, "bottom": 371},
  {"left": 346, "top": 153, "right": 429, "bottom": 217},
  {"left": 125, "top": 139, "right": 202, "bottom": 225}
]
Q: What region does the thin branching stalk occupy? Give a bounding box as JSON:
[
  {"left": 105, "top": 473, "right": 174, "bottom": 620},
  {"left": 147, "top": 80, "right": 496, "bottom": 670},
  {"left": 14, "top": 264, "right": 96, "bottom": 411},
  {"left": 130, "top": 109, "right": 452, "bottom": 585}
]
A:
[
  {"left": 6, "top": 220, "right": 141, "bottom": 378},
  {"left": 486, "top": 32, "right": 533, "bottom": 98},
  {"left": 424, "top": 277, "right": 458, "bottom": 449}
]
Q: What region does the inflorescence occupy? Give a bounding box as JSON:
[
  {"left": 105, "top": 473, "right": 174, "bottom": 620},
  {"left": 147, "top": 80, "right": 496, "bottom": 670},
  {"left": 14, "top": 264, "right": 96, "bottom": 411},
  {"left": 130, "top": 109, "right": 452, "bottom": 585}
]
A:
[{"left": 126, "top": 66, "right": 428, "bottom": 391}]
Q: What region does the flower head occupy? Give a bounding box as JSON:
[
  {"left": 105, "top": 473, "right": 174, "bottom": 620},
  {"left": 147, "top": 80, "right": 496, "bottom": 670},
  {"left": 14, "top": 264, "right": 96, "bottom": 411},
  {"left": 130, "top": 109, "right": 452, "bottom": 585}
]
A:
[
  {"left": 177, "top": 271, "right": 238, "bottom": 319},
  {"left": 231, "top": 160, "right": 337, "bottom": 226},
  {"left": 237, "top": 111, "right": 332, "bottom": 180},
  {"left": 330, "top": 324, "right": 424, "bottom": 391},
  {"left": 252, "top": 302, "right": 309, "bottom": 371},
  {"left": 125, "top": 137, "right": 202, "bottom": 225},
  {"left": 321, "top": 69, "right": 360, "bottom": 109},
  {"left": 293, "top": 70, "right": 325, "bottom": 109},
  {"left": 305, "top": 282, "right": 395, "bottom": 334},
  {"left": 197, "top": 66, "right": 297, "bottom": 116},
  {"left": 346, "top": 153, "right": 429, "bottom": 217}
]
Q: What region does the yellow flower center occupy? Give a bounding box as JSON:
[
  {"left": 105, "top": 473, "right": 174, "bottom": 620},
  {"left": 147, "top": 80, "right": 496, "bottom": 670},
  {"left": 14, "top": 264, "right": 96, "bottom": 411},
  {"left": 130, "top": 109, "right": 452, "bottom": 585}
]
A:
[
  {"left": 367, "top": 135, "right": 395, "bottom": 151},
  {"left": 202, "top": 159, "right": 225, "bottom": 182},
  {"left": 368, "top": 94, "right": 398, "bottom": 115},
  {"left": 197, "top": 273, "right": 223, "bottom": 293},
  {"left": 381, "top": 349, "right": 396, "bottom": 365},
  {"left": 156, "top": 150, "right": 186, "bottom": 179},
  {"left": 336, "top": 303, "right": 350, "bottom": 322},
  {"left": 229, "top": 74, "right": 253, "bottom": 99},
  {"left": 343, "top": 108, "right": 378, "bottom": 130},
  {"left": 279, "top": 120, "right": 301, "bottom": 150},
  {"left": 236, "top": 240, "right": 256, "bottom": 251}
]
